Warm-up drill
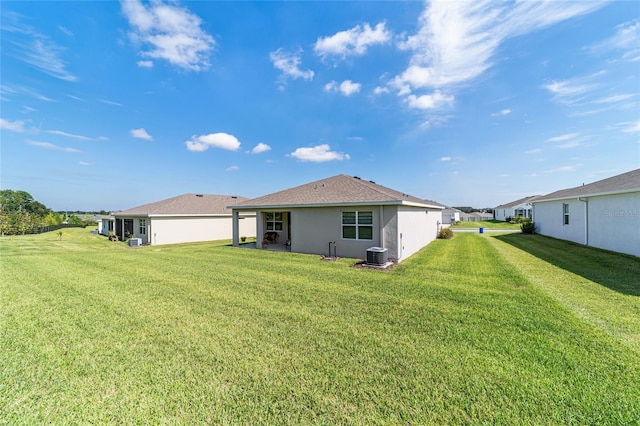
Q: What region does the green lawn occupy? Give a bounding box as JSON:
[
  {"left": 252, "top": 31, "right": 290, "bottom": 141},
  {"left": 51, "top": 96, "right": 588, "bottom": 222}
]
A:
[
  {"left": 451, "top": 220, "right": 521, "bottom": 229},
  {"left": 1, "top": 229, "right": 639, "bottom": 424}
]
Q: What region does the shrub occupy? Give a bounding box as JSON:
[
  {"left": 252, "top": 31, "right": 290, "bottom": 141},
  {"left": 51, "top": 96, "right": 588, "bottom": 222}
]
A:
[
  {"left": 505, "top": 216, "right": 513, "bottom": 223},
  {"left": 437, "top": 227, "right": 454, "bottom": 239},
  {"left": 520, "top": 219, "right": 536, "bottom": 234}
]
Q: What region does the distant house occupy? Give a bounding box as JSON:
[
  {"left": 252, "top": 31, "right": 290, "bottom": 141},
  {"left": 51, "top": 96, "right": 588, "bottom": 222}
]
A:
[
  {"left": 532, "top": 169, "right": 640, "bottom": 257},
  {"left": 114, "top": 194, "right": 256, "bottom": 245},
  {"left": 230, "top": 174, "right": 444, "bottom": 263},
  {"left": 460, "top": 211, "right": 493, "bottom": 222},
  {"left": 99, "top": 214, "right": 115, "bottom": 236},
  {"left": 494, "top": 195, "right": 541, "bottom": 221},
  {"left": 441, "top": 207, "right": 463, "bottom": 225}
]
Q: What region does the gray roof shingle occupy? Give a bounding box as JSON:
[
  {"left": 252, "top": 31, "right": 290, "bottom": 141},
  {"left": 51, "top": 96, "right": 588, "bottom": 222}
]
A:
[
  {"left": 534, "top": 168, "right": 640, "bottom": 202},
  {"left": 233, "top": 174, "right": 443, "bottom": 209},
  {"left": 495, "top": 195, "right": 542, "bottom": 209},
  {"left": 116, "top": 193, "right": 249, "bottom": 216}
]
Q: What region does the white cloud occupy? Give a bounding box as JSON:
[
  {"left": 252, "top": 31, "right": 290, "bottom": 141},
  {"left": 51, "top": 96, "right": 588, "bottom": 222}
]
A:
[
  {"left": 593, "top": 94, "right": 635, "bottom": 104},
  {"left": 373, "top": 86, "right": 389, "bottom": 95},
  {"left": 620, "top": 120, "right": 640, "bottom": 133},
  {"left": 543, "top": 78, "right": 596, "bottom": 104},
  {"left": 440, "top": 156, "right": 451, "bottom": 161},
  {"left": 588, "top": 20, "right": 640, "bottom": 61},
  {"left": 250, "top": 142, "right": 271, "bottom": 154},
  {"left": 270, "top": 49, "right": 314, "bottom": 81},
  {"left": 79, "top": 161, "right": 90, "bottom": 166},
  {"left": 121, "top": 0, "right": 215, "bottom": 71},
  {"left": 314, "top": 22, "right": 391, "bottom": 59},
  {"left": 226, "top": 165, "right": 239, "bottom": 172},
  {"left": 47, "top": 130, "right": 100, "bottom": 141},
  {"left": 28, "top": 140, "right": 81, "bottom": 153},
  {"left": 544, "top": 165, "right": 578, "bottom": 173},
  {"left": 545, "top": 133, "right": 579, "bottom": 143},
  {"left": 407, "top": 92, "right": 454, "bottom": 110},
  {"left": 325, "top": 80, "right": 361, "bottom": 96},
  {"left": 185, "top": 132, "right": 241, "bottom": 152},
  {"left": 392, "top": 1, "right": 604, "bottom": 95},
  {"left": 289, "top": 144, "right": 350, "bottom": 162},
  {"left": 98, "top": 99, "right": 124, "bottom": 107},
  {"left": 131, "top": 128, "right": 153, "bottom": 141},
  {"left": 137, "top": 60, "right": 154, "bottom": 68},
  {"left": 491, "top": 109, "right": 511, "bottom": 116},
  {"left": 525, "top": 148, "right": 542, "bottom": 154},
  {"left": 2, "top": 14, "right": 77, "bottom": 82},
  {"left": 0, "top": 118, "right": 26, "bottom": 132}
]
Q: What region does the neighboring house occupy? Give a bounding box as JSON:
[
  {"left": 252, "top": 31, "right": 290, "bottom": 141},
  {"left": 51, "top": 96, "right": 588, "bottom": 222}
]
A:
[
  {"left": 532, "top": 169, "right": 640, "bottom": 257},
  {"left": 230, "top": 174, "right": 444, "bottom": 263},
  {"left": 97, "top": 214, "right": 115, "bottom": 236},
  {"left": 114, "top": 194, "right": 256, "bottom": 245},
  {"left": 460, "top": 211, "right": 493, "bottom": 222},
  {"left": 441, "top": 207, "right": 463, "bottom": 225},
  {"left": 494, "top": 195, "right": 541, "bottom": 221}
]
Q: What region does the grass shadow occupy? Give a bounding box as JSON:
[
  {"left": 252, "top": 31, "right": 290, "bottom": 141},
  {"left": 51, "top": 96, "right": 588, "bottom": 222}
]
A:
[{"left": 493, "top": 233, "right": 640, "bottom": 296}]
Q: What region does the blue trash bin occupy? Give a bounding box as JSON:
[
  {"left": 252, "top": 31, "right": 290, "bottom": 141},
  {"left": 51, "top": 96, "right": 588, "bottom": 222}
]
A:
[{"left": 479, "top": 227, "right": 484, "bottom": 234}]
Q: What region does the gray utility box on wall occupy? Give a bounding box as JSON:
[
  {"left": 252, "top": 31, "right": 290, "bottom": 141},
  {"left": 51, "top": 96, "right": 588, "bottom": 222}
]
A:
[{"left": 366, "top": 247, "right": 388, "bottom": 265}]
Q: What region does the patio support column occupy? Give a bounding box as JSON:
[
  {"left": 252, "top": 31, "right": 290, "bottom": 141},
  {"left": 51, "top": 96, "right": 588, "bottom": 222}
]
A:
[{"left": 232, "top": 210, "right": 240, "bottom": 247}]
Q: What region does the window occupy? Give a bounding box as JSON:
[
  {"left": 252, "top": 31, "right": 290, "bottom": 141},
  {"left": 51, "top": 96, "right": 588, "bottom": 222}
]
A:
[
  {"left": 266, "top": 212, "right": 283, "bottom": 231},
  {"left": 563, "top": 203, "right": 569, "bottom": 225},
  {"left": 342, "top": 211, "right": 373, "bottom": 240},
  {"left": 139, "top": 219, "right": 147, "bottom": 235}
]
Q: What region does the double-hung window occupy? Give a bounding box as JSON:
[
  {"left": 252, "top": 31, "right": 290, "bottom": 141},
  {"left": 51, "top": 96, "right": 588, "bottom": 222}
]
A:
[
  {"left": 563, "top": 203, "right": 569, "bottom": 225},
  {"left": 342, "top": 211, "right": 373, "bottom": 240},
  {"left": 139, "top": 218, "right": 147, "bottom": 235},
  {"left": 266, "top": 212, "right": 283, "bottom": 231}
]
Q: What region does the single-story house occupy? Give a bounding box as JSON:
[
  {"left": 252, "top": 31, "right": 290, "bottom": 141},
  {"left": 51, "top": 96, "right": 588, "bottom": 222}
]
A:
[
  {"left": 114, "top": 193, "right": 256, "bottom": 245},
  {"left": 230, "top": 174, "right": 444, "bottom": 263},
  {"left": 441, "top": 207, "right": 463, "bottom": 225},
  {"left": 531, "top": 168, "right": 640, "bottom": 257},
  {"left": 494, "top": 195, "right": 541, "bottom": 221},
  {"left": 99, "top": 214, "right": 115, "bottom": 236},
  {"left": 459, "top": 211, "right": 493, "bottom": 222}
]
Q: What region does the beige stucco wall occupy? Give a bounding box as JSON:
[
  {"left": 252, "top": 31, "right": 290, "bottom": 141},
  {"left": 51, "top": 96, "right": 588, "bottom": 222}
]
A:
[
  {"left": 128, "top": 214, "right": 255, "bottom": 246},
  {"left": 285, "top": 206, "right": 383, "bottom": 259},
  {"left": 250, "top": 204, "right": 441, "bottom": 262}
]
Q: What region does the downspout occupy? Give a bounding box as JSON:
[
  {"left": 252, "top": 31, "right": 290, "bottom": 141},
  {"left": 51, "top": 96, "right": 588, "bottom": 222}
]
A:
[
  {"left": 379, "top": 205, "right": 385, "bottom": 248},
  {"left": 578, "top": 197, "right": 588, "bottom": 246}
]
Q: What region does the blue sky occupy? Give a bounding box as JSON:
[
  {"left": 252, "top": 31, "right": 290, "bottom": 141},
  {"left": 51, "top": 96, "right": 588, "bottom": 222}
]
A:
[{"left": 1, "top": 1, "right": 638, "bottom": 211}]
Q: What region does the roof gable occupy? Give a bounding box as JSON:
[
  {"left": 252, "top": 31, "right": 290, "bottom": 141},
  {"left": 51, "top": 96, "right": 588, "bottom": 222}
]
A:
[
  {"left": 495, "top": 195, "right": 542, "bottom": 209},
  {"left": 233, "top": 174, "right": 442, "bottom": 209},
  {"left": 116, "top": 193, "right": 249, "bottom": 216},
  {"left": 534, "top": 168, "right": 640, "bottom": 202}
]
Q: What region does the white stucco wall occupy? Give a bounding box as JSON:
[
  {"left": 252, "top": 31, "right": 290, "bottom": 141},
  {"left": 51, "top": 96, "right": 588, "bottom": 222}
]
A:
[
  {"left": 534, "top": 199, "right": 587, "bottom": 245},
  {"left": 534, "top": 192, "right": 640, "bottom": 257},
  {"left": 131, "top": 214, "right": 255, "bottom": 246},
  {"left": 396, "top": 206, "right": 442, "bottom": 262},
  {"left": 586, "top": 193, "right": 640, "bottom": 257}
]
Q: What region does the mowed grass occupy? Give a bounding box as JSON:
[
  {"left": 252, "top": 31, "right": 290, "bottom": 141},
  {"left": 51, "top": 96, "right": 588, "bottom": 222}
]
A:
[
  {"left": 451, "top": 220, "right": 520, "bottom": 230},
  {"left": 1, "top": 229, "right": 639, "bottom": 424}
]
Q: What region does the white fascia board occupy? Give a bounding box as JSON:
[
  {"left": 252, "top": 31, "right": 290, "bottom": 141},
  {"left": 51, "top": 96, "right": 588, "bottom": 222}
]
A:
[
  {"left": 532, "top": 188, "right": 640, "bottom": 203},
  {"left": 232, "top": 200, "right": 442, "bottom": 210}
]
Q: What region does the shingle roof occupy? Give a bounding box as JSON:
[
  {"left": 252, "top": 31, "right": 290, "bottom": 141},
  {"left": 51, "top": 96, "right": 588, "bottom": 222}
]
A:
[
  {"left": 233, "top": 174, "right": 443, "bottom": 209},
  {"left": 116, "top": 193, "right": 249, "bottom": 216},
  {"left": 495, "top": 195, "right": 542, "bottom": 209},
  {"left": 534, "top": 168, "right": 640, "bottom": 202}
]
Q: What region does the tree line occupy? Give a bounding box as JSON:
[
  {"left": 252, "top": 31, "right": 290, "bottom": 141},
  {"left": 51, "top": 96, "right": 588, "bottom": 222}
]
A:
[{"left": 0, "top": 190, "right": 96, "bottom": 236}]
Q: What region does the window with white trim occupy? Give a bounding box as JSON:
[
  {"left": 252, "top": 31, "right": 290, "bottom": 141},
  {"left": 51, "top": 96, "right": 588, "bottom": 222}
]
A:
[
  {"left": 342, "top": 211, "right": 373, "bottom": 240},
  {"left": 563, "top": 203, "right": 569, "bottom": 225},
  {"left": 139, "top": 219, "right": 147, "bottom": 235},
  {"left": 266, "top": 212, "right": 283, "bottom": 231}
]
